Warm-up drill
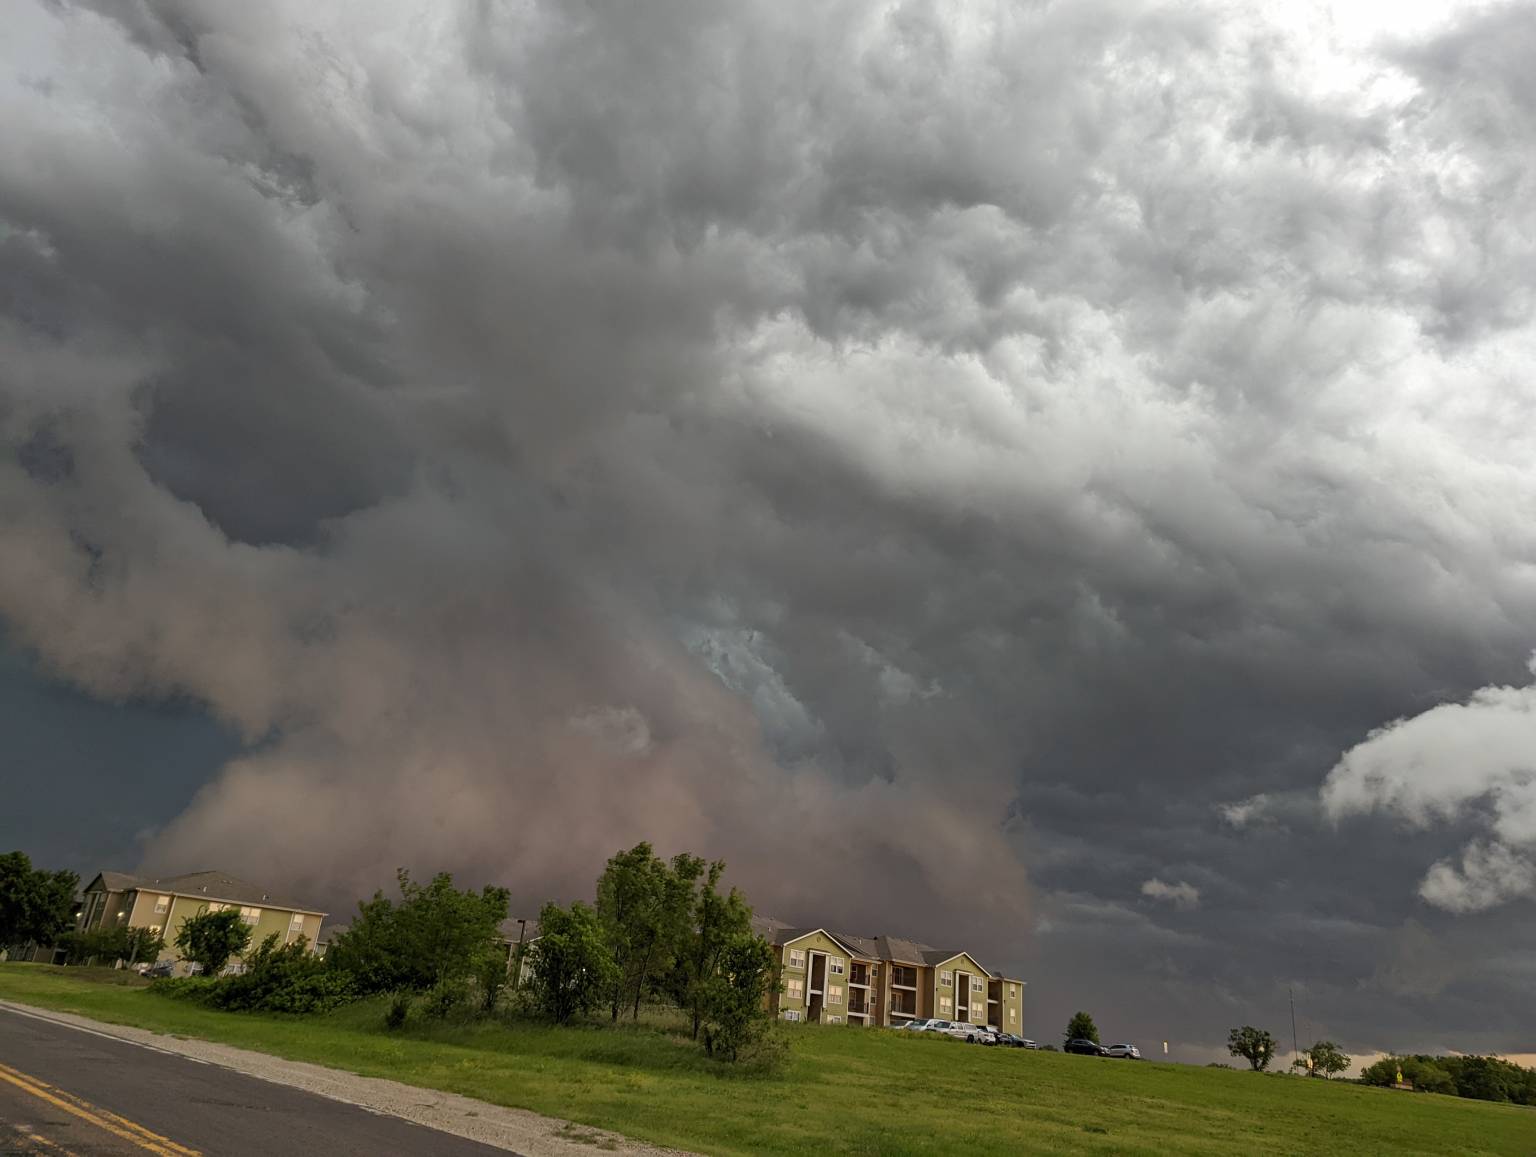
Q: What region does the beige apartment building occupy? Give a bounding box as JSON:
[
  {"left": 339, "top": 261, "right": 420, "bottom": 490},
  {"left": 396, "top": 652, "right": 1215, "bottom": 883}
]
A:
[
  {"left": 753, "top": 917, "right": 1026, "bottom": 1033},
  {"left": 77, "top": 870, "right": 326, "bottom": 974}
]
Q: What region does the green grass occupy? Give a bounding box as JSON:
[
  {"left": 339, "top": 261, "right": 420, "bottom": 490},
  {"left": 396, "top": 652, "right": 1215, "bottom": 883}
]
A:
[{"left": 2, "top": 964, "right": 1530, "bottom": 1156}]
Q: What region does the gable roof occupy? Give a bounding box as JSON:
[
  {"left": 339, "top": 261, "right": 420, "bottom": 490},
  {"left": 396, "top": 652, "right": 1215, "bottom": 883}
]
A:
[
  {"left": 922, "top": 948, "right": 992, "bottom": 975},
  {"left": 86, "top": 871, "right": 146, "bottom": 894}
]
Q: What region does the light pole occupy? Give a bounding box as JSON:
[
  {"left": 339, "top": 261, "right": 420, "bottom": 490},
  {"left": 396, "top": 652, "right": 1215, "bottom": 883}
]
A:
[
  {"left": 513, "top": 918, "right": 527, "bottom": 990},
  {"left": 1289, "top": 986, "right": 1300, "bottom": 1072}
]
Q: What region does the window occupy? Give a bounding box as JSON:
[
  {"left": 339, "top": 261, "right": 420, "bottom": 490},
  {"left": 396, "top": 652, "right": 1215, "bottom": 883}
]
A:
[
  {"left": 828, "top": 956, "right": 845, "bottom": 975},
  {"left": 289, "top": 912, "right": 305, "bottom": 930},
  {"left": 1009, "top": 984, "right": 1017, "bottom": 998},
  {"left": 939, "top": 970, "right": 952, "bottom": 987},
  {"left": 786, "top": 948, "right": 806, "bottom": 969},
  {"left": 939, "top": 995, "right": 952, "bottom": 1013},
  {"left": 972, "top": 977, "right": 985, "bottom": 994},
  {"left": 153, "top": 895, "right": 169, "bottom": 915},
  {"left": 827, "top": 985, "right": 843, "bottom": 1004},
  {"left": 208, "top": 902, "right": 231, "bottom": 913},
  {"left": 148, "top": 925, "right": 162, "bottom": 936},
  {"left": 1009, "top": 1008, "right": 1017, "bottom": 1023},
  {"left": 827, "top": 1015, "right": 842, "bottom": 1025},
  {"left": 870, "top": 964, "right": 878, "bottom": 977},
  {"left": 785, "top": 978, "right": 804, "bottom": 1000},
  {"left": 240, "top": 906, "right": 261, "bottom": 925},
  {"left": 783, "top": 1010, "right": 802, "bottom": 1022}
]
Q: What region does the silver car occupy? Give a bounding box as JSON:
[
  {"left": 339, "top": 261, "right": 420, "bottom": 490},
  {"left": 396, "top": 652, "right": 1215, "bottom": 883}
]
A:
[{"left": 1102, "top": 1042, "right": 1142, "bottom": 1059}]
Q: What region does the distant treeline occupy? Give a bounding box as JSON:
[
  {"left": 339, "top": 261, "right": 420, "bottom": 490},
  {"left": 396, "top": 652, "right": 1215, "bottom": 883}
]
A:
[{"left": 1360, "top": 1054, "right": 1536, "bottom": 1105}]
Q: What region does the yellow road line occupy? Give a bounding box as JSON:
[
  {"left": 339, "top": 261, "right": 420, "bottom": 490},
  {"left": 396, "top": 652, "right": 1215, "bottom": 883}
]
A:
[
  {"left": 15, "top": 1123, "right": 80, "bottom": 1154},
  {"left": 0, "top": 1060, "right": 201, "bottom": 1157}
]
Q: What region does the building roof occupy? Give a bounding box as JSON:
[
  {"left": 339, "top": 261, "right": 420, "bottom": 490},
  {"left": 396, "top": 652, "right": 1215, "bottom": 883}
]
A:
[
  {"left": 751, "top": 913, "right": 1010, "bottom": 975},
  {"left": 85, "top": 869, "right": 326, "bottom": 917},
  {"left": 92, "top": 871, "right": 146, "bottom": 893}
]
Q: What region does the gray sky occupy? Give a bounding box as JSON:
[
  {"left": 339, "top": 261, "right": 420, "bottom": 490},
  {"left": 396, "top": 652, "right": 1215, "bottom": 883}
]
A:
[{"left": 3, "top": 0, "right": 1535, "bottom": 1062}]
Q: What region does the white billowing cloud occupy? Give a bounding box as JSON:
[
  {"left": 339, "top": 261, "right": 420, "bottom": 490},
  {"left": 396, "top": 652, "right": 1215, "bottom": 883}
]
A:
[
  {"left": 1141, "top": 878, "right": 1202, "bottom": 909},
  {"left": 1322, "top": 657, "right": 1536, "bottom": 910}
]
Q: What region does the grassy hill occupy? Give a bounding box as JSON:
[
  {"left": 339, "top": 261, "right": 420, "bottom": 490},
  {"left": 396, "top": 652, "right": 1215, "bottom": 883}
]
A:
[{"left": 1, "top": 964, "right": 1529, "bottom": 1155}]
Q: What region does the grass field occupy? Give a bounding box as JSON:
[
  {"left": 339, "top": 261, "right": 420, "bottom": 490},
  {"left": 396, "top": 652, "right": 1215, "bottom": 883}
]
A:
[{"left": 1, "top": 965, "right": 1530, "bottom": 1155}]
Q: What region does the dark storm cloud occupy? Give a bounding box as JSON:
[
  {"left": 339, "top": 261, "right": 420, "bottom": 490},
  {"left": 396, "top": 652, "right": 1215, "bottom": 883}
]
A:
[{"left": 3, "top": 0, "right": 1535, "bottom": 1059}]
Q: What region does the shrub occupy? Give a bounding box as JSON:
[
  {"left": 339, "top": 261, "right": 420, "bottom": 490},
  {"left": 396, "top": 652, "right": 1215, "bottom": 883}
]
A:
[
  {"left": 423, "top": 977, "right": 473, "bottom": 1020},
  {"left": 156, "top": 934, "right": 353, "bottom": 1015},
  {"left": 384, "top": 991, "right": 412, "bottom": 1030},
  {"left": 58, "top": 926, "right": 164, "bottom": 966},
  {"left": 175, "top": 908, "right": 252, "bottom": 975}
]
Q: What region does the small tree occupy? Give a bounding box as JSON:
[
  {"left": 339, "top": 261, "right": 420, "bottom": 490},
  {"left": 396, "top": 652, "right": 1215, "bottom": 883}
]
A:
[
  {"left": 595, "top": 842, "right": 669, "bottom": 1021},
  {"left": 700, "top": 932, "right": 778, "bottom": 1062},
  {"left": 1227, "top": 1025, "right": 1277, "bottom": 1072},
  {"left": 1294, "top": 1040, "right": 1350, "bottom": 1078},
  {"left": 679, "top": 861, "right": 752, "bottom": 1040},
  {"left": 175, "top": 908, "right": 252, "bottom": 975},
  {"left": 526, "top": 901, "right": 618, "bottom": 1024},
  {"left": 326, "top": 870, "right": 510, "bottom": 995},
  {"left": 1065, "top": 1011, "right": 1100, "bottom": 1043}
]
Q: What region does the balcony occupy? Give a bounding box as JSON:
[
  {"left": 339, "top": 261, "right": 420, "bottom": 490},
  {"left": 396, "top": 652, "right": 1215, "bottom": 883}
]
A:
[
  {"left": 890, "top": 992, "right": 917, "bottom": 1016},
  {"left": 890, "top": 966, "right": 919, "bottom": 989},
  {"left": 848, "top": 994, "right": 873, "bottom": 1016},
  {"left": 849, "top": 962, "right": 875, "bottom": 987}
]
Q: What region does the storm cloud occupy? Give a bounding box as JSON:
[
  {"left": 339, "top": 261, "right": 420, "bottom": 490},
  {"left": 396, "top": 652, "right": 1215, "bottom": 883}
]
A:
[{"left": 3, "top": 0, "right": 1535, "bottom": 1059}]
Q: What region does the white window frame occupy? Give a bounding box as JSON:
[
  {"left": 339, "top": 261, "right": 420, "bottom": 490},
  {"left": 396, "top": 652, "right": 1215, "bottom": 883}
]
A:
[
  {"left": 289, "top": 912, "right": 305, "bottom": 930},
  {"left": 786, "top": 948, "right": 806, "bottom": 969},
  {"left": 939, "top": 995, "right": 952, "bottom": 1013},
  {"left": 153, "top": 895, "right": 169, "bottom": 915},
  {"left": 208, "top": 902, "right": 231, "bottom": 913},
  {"left": 827, "top": 1015, "right": 843, "bottom": 1025},
  {"left": 972, "top": 977, "right": 985, "bottom": 994},
  {"left": 785, "top": 978, "right": 804, "bottom": 1000},
  {"left": 783, "top": 1010, "right": 802, "bottom": 1022},
  {"left": 939, "top": 970, "right": 952, "bottom": 987},
  {"left": 828, "top": 956, "right": 845, "bottom": 975},
  {"left": 1009, "top": 1008, "right": 1017, "bottom": 1022},
  {"left": 827, "top": 985, "right": 843, "bottom": 1004},
  {"left": 240, "top": 906, "right": 261, "bottom": 926},
  {"left": 1009, "top": 984, "right": 1017, "bottom": 998}
]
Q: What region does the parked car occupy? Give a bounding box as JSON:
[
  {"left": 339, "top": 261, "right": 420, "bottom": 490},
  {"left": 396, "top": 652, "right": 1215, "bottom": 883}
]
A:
[
  {"left": 963, "top": 1026, "right": 996, "bottom": 1045},
  {"left": 1021, "top": 1039, "right": 1040, "bottom": 1049},
  {"left": 1102, "top": 1043, "right": 1142, "bottom": 1060},
  {"left": 991, "top": 1032, "right": 1029, "bottom": 1048},
  {"left": 895, "top": 1019, "right": 932, "bottom": 1031},
  {"left": 1064, "top": 1038, "right": 1107, "bottom": 1056},
  {"left": 142, "top": 960, "right": 176, "bottom": 979}
]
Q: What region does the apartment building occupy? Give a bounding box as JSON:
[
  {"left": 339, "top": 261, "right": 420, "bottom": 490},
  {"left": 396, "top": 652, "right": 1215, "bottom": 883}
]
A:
[
  {"left": 753, "top": 916, "right": 1026, "bottom": 1032},
  {"left": 77, "top": 870, "right": 326, "bottom": 974}
]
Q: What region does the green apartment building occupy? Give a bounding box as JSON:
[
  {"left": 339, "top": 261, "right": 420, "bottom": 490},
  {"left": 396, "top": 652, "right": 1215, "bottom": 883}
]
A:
[
  {"left": 754, "top": 917, "right": 1026, "bottom": 1033},
  {"left": 77, "top": 870, "right": 326, "bottom": 975}
]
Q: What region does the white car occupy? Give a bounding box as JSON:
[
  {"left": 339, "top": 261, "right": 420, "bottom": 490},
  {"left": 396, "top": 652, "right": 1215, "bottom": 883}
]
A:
[
  {"left": 895, "top": 1019, "right": 933, "bottom": 1031},
  {"left": 1102, "top": 1043, "right": 1142, "bottom": 1060}
]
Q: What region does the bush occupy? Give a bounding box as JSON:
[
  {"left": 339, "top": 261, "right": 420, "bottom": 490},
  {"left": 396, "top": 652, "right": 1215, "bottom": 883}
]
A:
[
  {"left": 155, "top": 934, "right": 353, "bottom": 1015},
  {"left": 384, "top": 991, "right": 412, "bottom": 1030},
  {"left": 58, "top": 926, "right": 164, "bottom": 966},
  {"left": 699, "top": 933, "right": 777, "bottom": 1063},
  {"left": 175, "top": 908, "right": 252, "bottom": 976},
  {"left": 527, "top": 901, "right": 619, "bottom": 1024},
  {"left": 423, "top": 977, "right": 473, "bottom": 1020}
]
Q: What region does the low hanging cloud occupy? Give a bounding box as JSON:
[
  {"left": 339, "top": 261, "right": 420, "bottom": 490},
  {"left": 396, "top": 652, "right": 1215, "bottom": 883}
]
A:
[
  {"left": 1321, "top": 658, "right": 1536, "bottom": 912},
  {"left": 1140, "top": 878, "right": 1201, "bottom": 910}
]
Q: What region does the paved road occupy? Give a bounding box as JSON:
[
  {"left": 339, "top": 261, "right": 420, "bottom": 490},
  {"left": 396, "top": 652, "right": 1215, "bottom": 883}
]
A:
[{"left": 0, "top": 1007, "right": 517, "bottom": 1156}]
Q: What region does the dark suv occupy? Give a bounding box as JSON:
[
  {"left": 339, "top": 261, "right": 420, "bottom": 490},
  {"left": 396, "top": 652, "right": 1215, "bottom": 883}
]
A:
[{"left": 1064, "top": 1038, "right": 1106, "bottom": 1056}]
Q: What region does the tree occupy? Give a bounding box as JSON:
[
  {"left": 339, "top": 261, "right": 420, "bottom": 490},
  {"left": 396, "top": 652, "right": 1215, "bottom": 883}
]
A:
[
  {"left": 175, "top": 908, "right": 251, "bottom": 975},
  {"left": 1359, "top": 1055, "right": 1455, "bottom": 1095},
  {"left": 699, "top": 932, "right": 778, "bottom": 1062},
  {"left": 525, "top": 901, "right": 618, "bottom": 1024},
  {"left": 1293, "top": 1040, "right": 1350, "bottom": 1078},
  {"left": 0, "top": 852, "right": 79, "bottom": 948},
  {"left": 595, "top": 842, "right": 669, "bottom": 1021},
  {"left": 326, "top": 870, "right": 510, "bottom": 994},
  {"left": 678, "top": 860, "right": 752, "bottom": 1040},
  {"left": 58, "top": 926, "right": 164, "bottom": 966},
  {"left": 1064, "top": 1011, "right": 1100, "bottom": 1044},
  {"left": 1227, "top": 1025, "right": 1277, "bottom": 1071}
]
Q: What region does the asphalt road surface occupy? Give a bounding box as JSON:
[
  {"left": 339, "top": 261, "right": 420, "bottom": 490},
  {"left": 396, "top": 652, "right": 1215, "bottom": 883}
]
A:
[{"left": 0, "top": 1006, "right": 517, "bottom": 1156}]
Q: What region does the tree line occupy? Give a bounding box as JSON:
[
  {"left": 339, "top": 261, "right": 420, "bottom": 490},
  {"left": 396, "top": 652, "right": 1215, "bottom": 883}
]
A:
[{"left": 146, "top": 842, "right": 778, "bottom": 1064}]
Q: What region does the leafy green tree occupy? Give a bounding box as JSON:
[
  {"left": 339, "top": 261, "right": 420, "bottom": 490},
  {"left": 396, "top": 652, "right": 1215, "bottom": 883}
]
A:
[
  {"left": 175, "top": 908, "right": 251, "bottom": 975},
  {"left": 0, "top": 852, "right": 79, "bottom": 948},
  {"left": 595, "top": 842, "right": 669, "bottom": 1021},
  {"left": 700, "top": 932, "right": 778, "bottom": 1062},
  {"left": 1293, "top": 1039, "right": 1350, "bottom": 1078},
  {"left": 526, "top": 901, "right": 618, "bottom": 1024},
  {"left": 326, "top": 870, "right": 510, "bottom": 994},
  {"left": 1227, "top": 1025, "right": 1277, "bottom": 1071},
  {"left": 1064, "top": 1011, "right": 1099, "bottom": 1044},
  {"left": 679, "top": 860, "right": 752, "bottom": 1040}
]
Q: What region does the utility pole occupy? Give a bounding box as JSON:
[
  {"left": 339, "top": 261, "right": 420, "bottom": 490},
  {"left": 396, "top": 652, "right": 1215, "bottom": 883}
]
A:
[
  {"left": 1289, "top": 986, "right": 1300, "bottom": 1071},
  {"left": 512, "top": 918, "right": 527, "bottom": 990}
]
